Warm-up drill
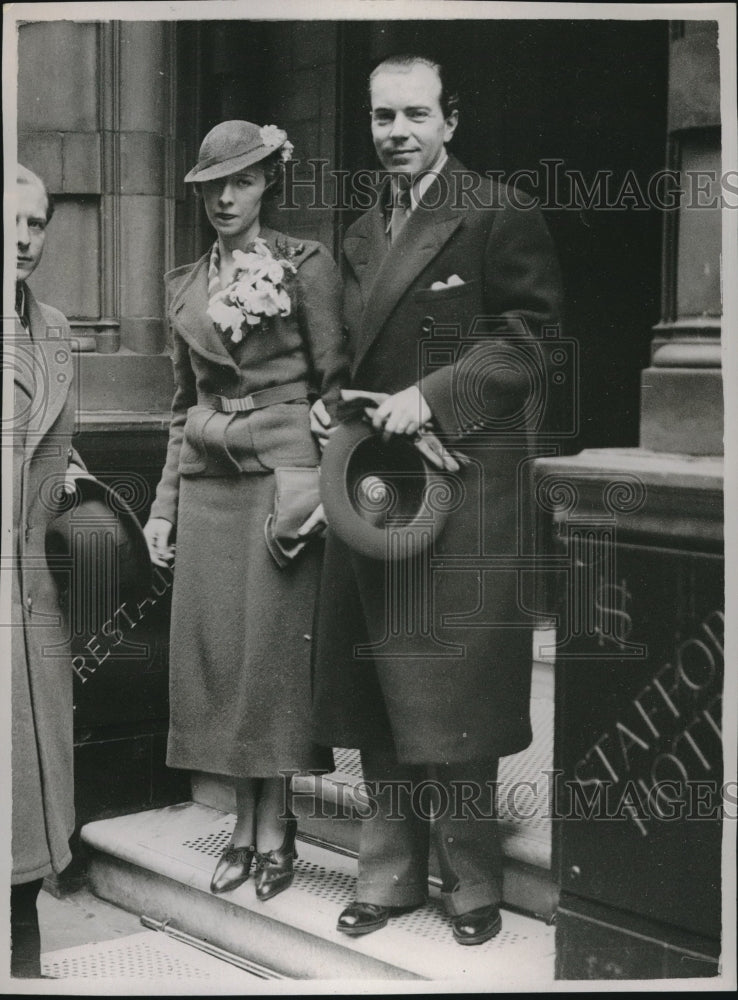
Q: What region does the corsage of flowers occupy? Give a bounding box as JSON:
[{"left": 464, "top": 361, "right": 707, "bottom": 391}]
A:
[
  {"left": 207, "top": 237, "right": 302, "bottom": 343},
  {"left": 260, "top": 124, "right": 294, "bottom": 163}
]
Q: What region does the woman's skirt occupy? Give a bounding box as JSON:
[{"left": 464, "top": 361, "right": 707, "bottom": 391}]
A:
[{"left": 166, "top": 472, "right": 332, "bottom": 777}]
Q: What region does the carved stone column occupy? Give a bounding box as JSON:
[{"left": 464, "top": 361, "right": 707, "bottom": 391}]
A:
[
  {"left": 18, "top": 19, "right": 177, "bottom": 414},
  {"left": 640, "top": 21, "right": 723, "bottom": 455},
  {"left": 99, "top": 20, "right": 176, "bottom": 355},
  {"left": 535, "top": 19, "right": 725, "bottom": 979}
]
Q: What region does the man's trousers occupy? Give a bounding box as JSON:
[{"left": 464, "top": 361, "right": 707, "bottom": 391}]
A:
[{"left": 355, "top": 747, "right": 502, "bottom": 916}]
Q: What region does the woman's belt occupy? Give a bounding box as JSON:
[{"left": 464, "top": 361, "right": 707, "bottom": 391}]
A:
[{"left": 205, "top": 380, "right": 311, "bottom": 413}]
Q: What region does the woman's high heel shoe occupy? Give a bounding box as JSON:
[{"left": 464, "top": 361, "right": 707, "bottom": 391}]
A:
[
  {"left": 254, "top": 818, "right": 298, "bottom": 902},
  {"left": 210, "top": 843, "right": 257, "bottom": 894}
]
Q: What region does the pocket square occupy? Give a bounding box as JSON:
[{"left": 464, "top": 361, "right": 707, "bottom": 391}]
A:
[{"left": 429, "top": 274, "right": 465, "bottom": 291}]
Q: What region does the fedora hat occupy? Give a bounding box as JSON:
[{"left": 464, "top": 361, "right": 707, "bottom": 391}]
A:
[
  {"left": 46, "top": 474, "right": 153, "bottom": 631},
  {"left": 320, "top": 421, "right": 454, "bottom": 561},
  {"left": 184, "top": 120, "right": 291, "bottom": 183}
]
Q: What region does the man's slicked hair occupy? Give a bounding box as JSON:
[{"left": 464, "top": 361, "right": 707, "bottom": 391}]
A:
[
  {"left": 18, "top": 163, "right": 54, "bottom": 223},
  {"left": 369, "top": 54, "right": 460, "bottom": 120}
]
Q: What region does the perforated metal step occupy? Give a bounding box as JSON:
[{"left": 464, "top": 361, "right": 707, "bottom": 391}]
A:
[
  {"left": 82, "top": 802, "right": 555, "bottom": 982},
  {"left": 181, "top": 820, "right": 532, "bottom": 948},
  {"left": 42, "top": 930, "right": 270, "bottom": 982}
]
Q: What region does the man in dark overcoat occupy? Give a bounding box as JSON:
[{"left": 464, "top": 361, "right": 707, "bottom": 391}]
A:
[
  {"left": 7, "top": 165, "right": 85, "bottom": 976},
  {"left": 311, "top": 55, "right": 562, "bottom": 945}
]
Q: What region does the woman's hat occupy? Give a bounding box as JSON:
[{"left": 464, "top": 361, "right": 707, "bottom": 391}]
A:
[
  {"left": 319, "top": 421, "right": 455, "bottom": 561},
  {"left": 184, "top": 120, "right": 292, "bottom": 183}
]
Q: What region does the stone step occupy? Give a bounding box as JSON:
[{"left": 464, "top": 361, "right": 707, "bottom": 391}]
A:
[
  {"left": 191, "top": 656, "right": 557, "bottom": 921},
  {"left": 81, "top": 801, "right": 555, "bottom": 983}
]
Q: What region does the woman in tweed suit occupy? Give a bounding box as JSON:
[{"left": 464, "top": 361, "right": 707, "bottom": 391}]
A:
[{"left": 144, "top": 121, "right": 347, "bottom": 901}]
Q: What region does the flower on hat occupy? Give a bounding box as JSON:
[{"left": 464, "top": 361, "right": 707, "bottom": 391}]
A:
[
  {"left": 260, "top": 124, "right": 286, "bottom": 148},
  {"left": 260, "top": 125, "right": 293, "bottom": 164}
]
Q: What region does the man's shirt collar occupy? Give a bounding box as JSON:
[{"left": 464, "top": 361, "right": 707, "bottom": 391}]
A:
[
  {"left": 408, "top": 149, "right": 448, "bottom": 210},
  {"left": 385, "top": 148, "right": 449, "bottom": 235}
]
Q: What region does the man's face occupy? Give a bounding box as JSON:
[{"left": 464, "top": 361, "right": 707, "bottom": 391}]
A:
[
  {"left": 16, "top": 181, "right": 48, "bottom": 282},
  {"left": 370, "top": 63, "right": 458, "bottom": 179}
]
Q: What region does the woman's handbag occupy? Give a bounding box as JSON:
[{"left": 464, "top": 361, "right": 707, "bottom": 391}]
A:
[{"left": 264, "top": 466, "right": 323, "bottom": 568}]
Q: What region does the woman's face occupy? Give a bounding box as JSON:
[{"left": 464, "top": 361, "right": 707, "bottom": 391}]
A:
[{"left": 201, "top": 166, "right": 268, "bottom": 245}]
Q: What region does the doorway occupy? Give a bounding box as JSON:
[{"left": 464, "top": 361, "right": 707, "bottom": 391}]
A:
[{"left": 336, "top": 18, "right": 669, "bottom": 453}]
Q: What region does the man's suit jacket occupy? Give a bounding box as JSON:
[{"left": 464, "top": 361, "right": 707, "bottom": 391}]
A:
[
  {"left": 10, "top": 286, "right": 80, "bottom": 882},
  {"left": 312, "top": 155, "right": 563, "bottom": 765}
]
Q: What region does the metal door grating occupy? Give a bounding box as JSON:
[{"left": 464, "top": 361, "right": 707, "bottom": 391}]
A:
[{"left": 42, "top": 930, "right": 262, "bottom": 980}]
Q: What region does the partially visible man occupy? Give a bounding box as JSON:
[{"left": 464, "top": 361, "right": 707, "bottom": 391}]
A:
[
  {"left": 8, "top": 165, "right": 83, "bottom": 977},
  {"left": 312, "top": 56, "right": 562, "bottom": 945}
]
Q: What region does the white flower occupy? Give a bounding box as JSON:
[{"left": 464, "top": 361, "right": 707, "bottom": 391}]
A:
[
  {"left": 260, "top": 125, "right": 286, "bottom": 149},
  {"left": 207, "top": 297, "right": 245, "bottom": 337},
  {"left": 280, "top": 140, "right": 294, "bottom": 163},
  {"left": 208, "top": 238, "right": 295, "bottom": 342}
]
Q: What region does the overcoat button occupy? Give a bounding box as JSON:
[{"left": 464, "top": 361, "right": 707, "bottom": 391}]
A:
[
  {"left": 420, "top": 315, "right": 434, "bottom": 334},
  {"left": 25, "top": 596, "right": 33, "bottom": 611},
  {"left": 67, "top": 448, "right": 74, "bottom": 460}
]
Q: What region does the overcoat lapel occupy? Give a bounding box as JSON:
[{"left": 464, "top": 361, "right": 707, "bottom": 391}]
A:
[
  {"left": 24, "top": 288, "right": 69, "bottom": 447},
  {"left": 11, "top": 315, "right": 34, "bottom": 399},
  {"left": 343, "top": 206, "right": 388, "bottom": 306},
  {"left": 347, "top": 162, "right": 464, "bottom": 374}
]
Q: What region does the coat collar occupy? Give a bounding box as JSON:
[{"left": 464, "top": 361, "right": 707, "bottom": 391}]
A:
[
  {"left": 168, "top": 226, "right": 310, "bottom": 370},
  {"left": 21, "top": 286, "right": 71, "bottom": 444},
  {"left": 168, "top": 252, "right": 237, "bottom": 370},
  {"left": 345, "top": 155, "right": 466, "bottom": 373}
]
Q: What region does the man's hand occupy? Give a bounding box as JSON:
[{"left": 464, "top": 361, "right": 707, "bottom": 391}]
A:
[
  {"left": 309, "top": 398, "right": 334, "bottom": 450},
  {"left": 143, "top": 517, "right": 175, "bottom": 567},
  {"left": 368, "top": 385, "right": 432, "bottom": 440}
]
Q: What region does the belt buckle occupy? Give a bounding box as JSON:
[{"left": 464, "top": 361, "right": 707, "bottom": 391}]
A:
[{"left": 221, "top": 394, "right": 255, "bottom": 413}]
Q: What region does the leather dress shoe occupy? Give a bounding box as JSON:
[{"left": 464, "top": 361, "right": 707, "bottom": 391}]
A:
[
  {"left": 254, "top": 818, "right": 298, "bottom": 902},
  {"left": 451, "top": 904, "right": 502, "bottom": 945},
  {"left": 336, "top": 901, "right": 419, "bottom": 937},
  {"left": 210, "top": 844, "right": 256, "bottom": 894}
]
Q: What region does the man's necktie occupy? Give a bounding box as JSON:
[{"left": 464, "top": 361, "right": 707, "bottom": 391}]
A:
[{"left": 390, "top": 185, "right": 412, "bottom": 244}]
